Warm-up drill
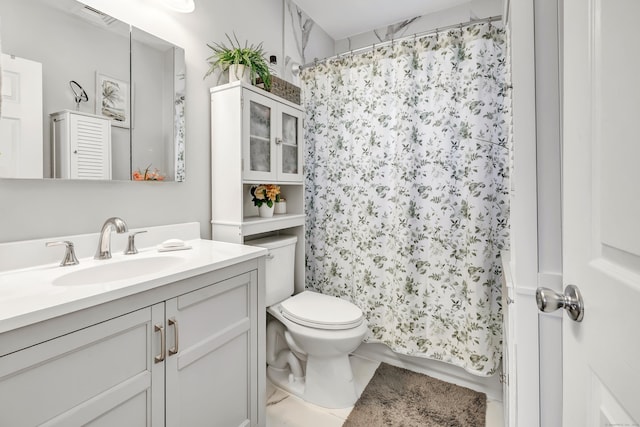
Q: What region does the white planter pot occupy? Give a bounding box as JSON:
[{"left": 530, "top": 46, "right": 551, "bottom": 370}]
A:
[
  {"left": 228, "top": 64, "right": 251, "bottom": 84},
  {"left": 258, "top": 204, "right": 274, "bottom": 218},
  {"left": 274, "top": 201, "right": 287, "bottom": 214}
]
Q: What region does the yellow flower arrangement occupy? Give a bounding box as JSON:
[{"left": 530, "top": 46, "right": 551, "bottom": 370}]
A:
[{"left": 250, "top": 184, "right": 280, "bottom": 207}]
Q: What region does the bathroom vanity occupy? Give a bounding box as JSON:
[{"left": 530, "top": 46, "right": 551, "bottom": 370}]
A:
[{"left": 0, "top": 223, "right": 267, "bottom": 427}]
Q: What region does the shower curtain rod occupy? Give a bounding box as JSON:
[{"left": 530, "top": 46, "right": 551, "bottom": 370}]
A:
[{"left": 301, "top": 15, "right": 503, "bottom": 70}]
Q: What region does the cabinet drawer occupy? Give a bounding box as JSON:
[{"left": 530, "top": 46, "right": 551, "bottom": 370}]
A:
[{"left": 0, "top": 308, "right": 155, "bottom": 426}]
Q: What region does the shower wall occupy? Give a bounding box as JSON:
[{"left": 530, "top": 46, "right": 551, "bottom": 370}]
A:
[{"left": 334, "top": 0, "right": 502, "bottom": 54}]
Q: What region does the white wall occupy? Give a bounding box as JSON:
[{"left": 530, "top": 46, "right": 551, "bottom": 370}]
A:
[
  {"left": 0, "top": 0, "right": 333, "bottom": 243},
  {"left": 282, "top": 0, "right": 335, "bottom": 84}
]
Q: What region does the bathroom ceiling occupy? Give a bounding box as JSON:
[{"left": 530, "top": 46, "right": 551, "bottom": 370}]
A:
[{"left": 293, "top": 0, "right": 470, "bottom": 40}]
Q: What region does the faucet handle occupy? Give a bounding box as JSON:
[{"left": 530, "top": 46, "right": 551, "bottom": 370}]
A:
[
  {"left": 46, "top": 241, "right": 80, "bottom": 266},
  {"left": 124, "top": 231, "right": 147, "bottom": 255}
]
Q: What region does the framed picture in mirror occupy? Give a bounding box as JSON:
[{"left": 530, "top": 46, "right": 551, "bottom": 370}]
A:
[{"left": 96, "top": 73, "right": 130, "bottom": 128}]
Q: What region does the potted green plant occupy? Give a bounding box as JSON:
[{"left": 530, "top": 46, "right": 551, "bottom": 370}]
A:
[{"left": 204, "top": 33, "right": 272, "bottom": 91}]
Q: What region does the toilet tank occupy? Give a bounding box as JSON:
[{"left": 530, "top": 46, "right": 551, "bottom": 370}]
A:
[{"left": 248, "top": 235, "right": 297, "bottom": 306}]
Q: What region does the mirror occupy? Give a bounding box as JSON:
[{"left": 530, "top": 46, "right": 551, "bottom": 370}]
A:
[{"left": 0, "top": 0, "right": 185, "bottom": 181}]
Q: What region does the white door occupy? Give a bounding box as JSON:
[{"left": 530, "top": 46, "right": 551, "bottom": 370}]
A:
[
  {"left": 0, "top": 54, "right": 43, "bottom": 178},
  {"left": 562, "top": 0, "right": 640, "bottom": 424}
]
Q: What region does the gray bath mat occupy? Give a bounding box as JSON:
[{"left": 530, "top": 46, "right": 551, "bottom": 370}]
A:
[{"left": 343, "top": 362, "right": 486, "bottom": 427}]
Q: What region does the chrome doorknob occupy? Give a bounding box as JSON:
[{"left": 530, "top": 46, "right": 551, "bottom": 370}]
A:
[{"left": 536, "top": 285, "right": 584, "bottom": 322}]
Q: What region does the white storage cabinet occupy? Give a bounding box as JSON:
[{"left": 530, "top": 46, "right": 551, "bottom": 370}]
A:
[
  {"left": 50, "top": 110, "right": 112, "bottom": 179},
  {"left": 211, "top": 81, "right": 306, "bottom": 294}
]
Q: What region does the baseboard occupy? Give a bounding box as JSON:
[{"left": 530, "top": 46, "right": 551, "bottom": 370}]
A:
[{"left": 353, "top": 342, "right": 503, "bottom": 402}]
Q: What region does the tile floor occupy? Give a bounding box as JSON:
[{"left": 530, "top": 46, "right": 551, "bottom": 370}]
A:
[{"left": 266, "top": 355, "right": 504, "bottom": 427}]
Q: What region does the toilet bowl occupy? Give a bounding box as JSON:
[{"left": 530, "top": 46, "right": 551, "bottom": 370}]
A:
[
  {"left": 268, "top": 291, "right": 368, "bottom": 408},
  {"left": 250, "top": 235, "right": 368, "bottom": 409}
]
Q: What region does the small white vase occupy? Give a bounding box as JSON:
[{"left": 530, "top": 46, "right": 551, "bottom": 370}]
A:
[
  {"left": 258, "top": 204, "right": 274, "bottom": 218},
  {"left": 274, "top": 201, "right": 287, "bottom": 214},
  {"left": 228, "top": 64, "right": 251, "bottom": 84}
]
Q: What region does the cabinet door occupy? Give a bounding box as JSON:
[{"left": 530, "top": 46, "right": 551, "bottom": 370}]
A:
[
  {"left": 69, "top": 113, "right": 112, "bottom": 180},
  {"left": 165, "top": 272, "right": 258, "bottom": 427},
  {"left": 0, "top": 306, "right": 164, "bottom": 426},
  {"left": 276, "top": 104, "right": 304, "bottom": 182},
  {"left": 243, "top": 89, "right": 277, "bottom": 182}
]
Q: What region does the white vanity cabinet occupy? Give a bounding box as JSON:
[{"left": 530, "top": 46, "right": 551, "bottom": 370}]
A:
[
  {"left": 50, "top": 110, "right": 112, "bottom": 180},
  {"left": 0, "top": 262, "right": 264, "bottom": 427}
]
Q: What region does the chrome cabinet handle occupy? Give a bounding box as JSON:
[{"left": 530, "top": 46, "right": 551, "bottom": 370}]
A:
[
  {"left": 168, "top": 317, "right": 179, "bottom": 356},
  {"left": 536, "top": 284, "right": 584, "bottom": 322},
  {"left": 154, "top": 323, "right": 166, "bottom": 363}
]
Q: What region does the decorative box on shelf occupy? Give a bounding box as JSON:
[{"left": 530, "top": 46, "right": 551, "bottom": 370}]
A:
[
  {"left": 257, "top": 76, "right": 301, "bottom": 105},
  {"left": 269, "top": 76, "right": 300, "bottom": 105}
]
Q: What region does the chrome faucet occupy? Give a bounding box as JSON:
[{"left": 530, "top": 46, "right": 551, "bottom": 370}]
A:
[{"left": 95, "top": 217, "right": 128, "bottom": 260}]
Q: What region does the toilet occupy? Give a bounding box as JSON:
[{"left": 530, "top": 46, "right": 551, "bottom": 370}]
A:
[{"left": 250, "top": 235, "right": 368, "bottom": 409}]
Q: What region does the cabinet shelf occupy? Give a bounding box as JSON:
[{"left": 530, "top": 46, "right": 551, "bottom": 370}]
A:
[{"left": 212, "top": 214, "right": 305, "bottom": 237}]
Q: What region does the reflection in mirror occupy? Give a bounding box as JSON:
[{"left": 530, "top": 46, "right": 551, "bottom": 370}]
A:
[
  {"left": 69, "top": 81, "right": 89, "bottom": 111},
  {"left": 131, "top": 27, "right": 186, "bottom": 182},
  {"left": 0, "top": 0, "right": 130, "bottom": 179},
  {"left": 0, "top": 0, "right": 185, "bottom": 181}
]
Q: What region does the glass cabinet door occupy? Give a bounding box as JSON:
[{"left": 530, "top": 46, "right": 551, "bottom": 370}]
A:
[
  {"left": 241, "top": 88, "right": 303, "bottom": 183},
  {"left": 243, "top": 90, "right": 276, "bottom": 181},
  {"left": 276, "top": 104, "right": 303, "bottom": 182}
]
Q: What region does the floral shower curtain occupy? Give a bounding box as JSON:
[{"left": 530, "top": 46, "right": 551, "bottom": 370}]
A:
[{"left": 301, "top": 23, "right": 510, "bottom": 376}]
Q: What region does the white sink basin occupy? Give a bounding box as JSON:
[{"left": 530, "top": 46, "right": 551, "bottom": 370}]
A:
[{"left": 53, "top": 256, "right": 186, "bottom": 286}]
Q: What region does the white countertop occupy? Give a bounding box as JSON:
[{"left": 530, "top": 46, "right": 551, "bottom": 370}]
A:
[{"left": 0, "top": 239, "right": 266, "bottom": 334}]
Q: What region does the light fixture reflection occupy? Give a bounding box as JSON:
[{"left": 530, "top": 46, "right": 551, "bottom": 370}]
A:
[{"left": 161, "top": 0, "right": 195, "bottom": 13}]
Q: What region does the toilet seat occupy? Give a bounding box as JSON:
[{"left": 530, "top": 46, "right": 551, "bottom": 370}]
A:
[{"left": 279, "top": 291, "right": 363, "bottom": 330}]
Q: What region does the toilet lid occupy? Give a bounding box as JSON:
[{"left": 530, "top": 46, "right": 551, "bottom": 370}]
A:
[{"left": 280, "top": 291, "right": 364, "bottom": 330}]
